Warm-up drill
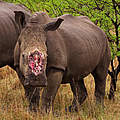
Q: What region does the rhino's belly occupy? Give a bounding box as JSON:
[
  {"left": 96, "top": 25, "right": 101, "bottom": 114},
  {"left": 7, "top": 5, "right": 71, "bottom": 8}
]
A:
[
  {"left": 61, "top": 64, "right": 91, "bottom": 84},
  {"left": 67, "top": 50, "right": 101, "bottom": 76}
]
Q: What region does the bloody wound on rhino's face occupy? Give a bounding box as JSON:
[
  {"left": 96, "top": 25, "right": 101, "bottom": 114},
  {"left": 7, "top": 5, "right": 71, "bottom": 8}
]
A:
[{"left": 28, "top": 48, "right": 45, "bottom": 76}]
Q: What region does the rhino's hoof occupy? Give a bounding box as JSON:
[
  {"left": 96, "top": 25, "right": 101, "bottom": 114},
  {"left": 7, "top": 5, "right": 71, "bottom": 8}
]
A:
[
  {"left": 65, "top": 105, "right": 78, "bottom": 113},
  {"left": 108, "top": 93, "right": 114, "bottom": 100},
  {"left": 28, "top": 105, "right": 39, "bottom": 113}
]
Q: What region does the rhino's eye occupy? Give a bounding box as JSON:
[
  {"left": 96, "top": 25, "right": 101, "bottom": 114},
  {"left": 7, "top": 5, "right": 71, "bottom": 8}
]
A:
[
  {"left": 22, "top": 54, "right": 25, "bottom": 59},
  {"left": 18, "top": 39, "right": 21, "bottom": 46},
  {"left": 22, "top": 53, "right": 27, "bottom": 64}
]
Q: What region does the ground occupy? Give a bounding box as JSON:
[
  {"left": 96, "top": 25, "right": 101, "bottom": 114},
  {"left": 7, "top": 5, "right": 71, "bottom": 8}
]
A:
[{"left": 0, "top": 65, "right": 120, "bottom": 120}]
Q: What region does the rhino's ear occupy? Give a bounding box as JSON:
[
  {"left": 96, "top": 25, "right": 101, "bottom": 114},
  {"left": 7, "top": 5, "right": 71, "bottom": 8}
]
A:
[
  {"left": 14, "top": 11, "right": 26, "bottom": 29},
  {"left": 44, "top": 18, "right": 64, "bottom": 31}
]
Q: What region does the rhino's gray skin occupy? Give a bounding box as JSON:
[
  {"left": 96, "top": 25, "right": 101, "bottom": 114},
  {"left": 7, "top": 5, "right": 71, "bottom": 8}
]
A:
[
  {"left": 0, "top": 1, "right": 31, "bottom": 69},
  {"left": 14, "top": 11, "right": 111, "bottom": 113}
]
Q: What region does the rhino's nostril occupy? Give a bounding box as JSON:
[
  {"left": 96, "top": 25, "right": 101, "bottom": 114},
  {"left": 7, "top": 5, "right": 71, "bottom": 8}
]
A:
[
  {"left": 45, "top": 81, "right": 48, "bottom": 87},
  {"left": 24, "top": 79, "right": 30, "bottom": 86}
]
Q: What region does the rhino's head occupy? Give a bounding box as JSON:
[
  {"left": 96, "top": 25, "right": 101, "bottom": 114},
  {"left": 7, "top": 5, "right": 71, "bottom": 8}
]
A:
[{"left": 14, "top": 11, "right": 64, "bottom": 87}]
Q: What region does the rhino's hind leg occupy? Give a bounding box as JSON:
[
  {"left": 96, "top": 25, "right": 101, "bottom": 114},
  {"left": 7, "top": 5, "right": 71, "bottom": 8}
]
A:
[
  {"left": 92, "top": 53, "right": 110, "bottom": 106},
  {"left": 68, "top": 78, "right": 88, "bottom": 112},
  {"left": 92, "top": 70, "right": 106, "bottom": 106}
]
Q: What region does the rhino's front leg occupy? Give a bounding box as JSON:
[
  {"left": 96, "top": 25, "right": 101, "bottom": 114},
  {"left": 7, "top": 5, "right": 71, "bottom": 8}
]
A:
[
  {"left": 41, "top": 68, "right": 63, "bottom": 113},
  {"left": 15, "top": 67, "right": 40, "bottom": 112}
]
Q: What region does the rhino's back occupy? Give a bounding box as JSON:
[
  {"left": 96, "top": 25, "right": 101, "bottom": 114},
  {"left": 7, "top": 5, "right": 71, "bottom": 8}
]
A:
[
  {"left": 47, "top": 15, "right": 108, "bottom": 76},
  {"left": 0, "top": 1, "right": 31, "bottom": 21},
  {"left": 0, "top": 1, "right": 29, "bottom": 12}
]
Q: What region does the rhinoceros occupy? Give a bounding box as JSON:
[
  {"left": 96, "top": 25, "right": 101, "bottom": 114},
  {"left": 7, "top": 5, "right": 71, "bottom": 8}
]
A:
[
  {"left": 0, "top": 1, "right": 31, "bottom": 69},
  {"left": 14, "top": 11, "right": 111, "bottom": 113}
]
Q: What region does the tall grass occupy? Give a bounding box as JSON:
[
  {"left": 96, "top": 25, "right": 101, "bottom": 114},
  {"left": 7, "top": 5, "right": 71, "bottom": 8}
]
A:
[
  {"left": 0, "top": 66, "right": 120, "bottom": 120},
  {"left": 1, "top": 0, "right": 120, "bottom": 119}
]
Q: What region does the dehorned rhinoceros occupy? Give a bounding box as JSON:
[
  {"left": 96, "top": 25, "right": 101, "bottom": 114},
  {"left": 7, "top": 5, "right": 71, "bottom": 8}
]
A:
[
  {"left": 0, "top": 1, "right": 31, "bottom": 69},
  {"left": 14, "top": 11, "right": 111, "bottom": 113}
]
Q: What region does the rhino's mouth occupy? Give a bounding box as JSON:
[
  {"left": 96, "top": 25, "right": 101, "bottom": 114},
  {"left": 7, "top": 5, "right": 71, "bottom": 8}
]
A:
[
  {"left": 24, "top": 78, "right": 47, "bottom": 87},
  {"left": 24, "top": 71, "right": 47, "bottom": 87},
  {"left": 28, "top": 48, "right": 45, "bottom": 76}
]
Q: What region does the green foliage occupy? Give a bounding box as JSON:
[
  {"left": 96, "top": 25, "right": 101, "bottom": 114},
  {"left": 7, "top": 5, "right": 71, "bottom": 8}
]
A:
[{"left": 3, "top": 0, "right": 120, "bottom": 60}]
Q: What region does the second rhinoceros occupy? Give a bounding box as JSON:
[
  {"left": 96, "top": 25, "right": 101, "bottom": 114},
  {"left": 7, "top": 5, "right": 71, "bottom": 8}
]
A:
[
  {"left": 14, "top": 11, "right": 111, "bottom": 113},
  {"left": 0, "top": 1, "right": 31, "bottom": 69}
]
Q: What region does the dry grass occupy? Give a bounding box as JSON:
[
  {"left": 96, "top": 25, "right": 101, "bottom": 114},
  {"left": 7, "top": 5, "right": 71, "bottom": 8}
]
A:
[{"left": 0, "top": 66, "right": 120, "bottom": 120}]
